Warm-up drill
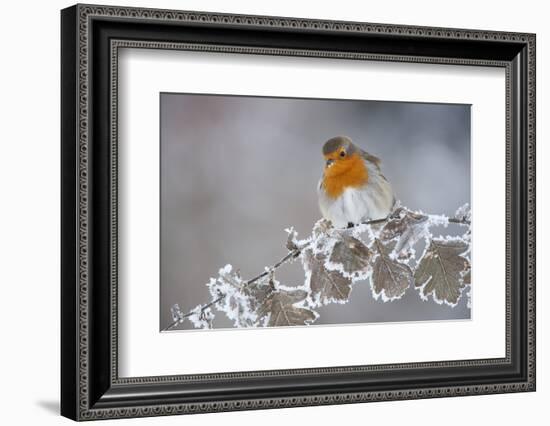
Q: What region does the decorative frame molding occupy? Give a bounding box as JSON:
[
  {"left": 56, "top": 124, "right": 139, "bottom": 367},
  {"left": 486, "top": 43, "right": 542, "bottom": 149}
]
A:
[{"left": 61, "top": 4, "right": 535, "bottom": 421}]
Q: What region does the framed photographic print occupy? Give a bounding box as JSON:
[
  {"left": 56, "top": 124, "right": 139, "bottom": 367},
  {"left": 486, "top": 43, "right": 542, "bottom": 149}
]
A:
[{"left": 61, "top": 4, "right": 536, "bottom": 421}]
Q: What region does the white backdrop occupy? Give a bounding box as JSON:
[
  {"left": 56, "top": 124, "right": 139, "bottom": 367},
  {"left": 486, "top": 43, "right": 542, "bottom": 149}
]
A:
[
  {"left": 119, "top": 51, "right": 505, "bottom": 376},
  {"left": 0, "top": 0, "right": 546, "bottom": 425}
]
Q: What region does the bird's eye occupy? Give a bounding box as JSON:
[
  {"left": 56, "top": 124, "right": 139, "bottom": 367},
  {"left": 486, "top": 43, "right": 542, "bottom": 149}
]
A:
[{"left": 339, "top": 150, "right": 346, "bottom": 158}]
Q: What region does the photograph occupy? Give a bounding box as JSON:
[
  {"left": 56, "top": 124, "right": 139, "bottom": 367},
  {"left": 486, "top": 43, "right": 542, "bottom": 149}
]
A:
[{"left": 160, "top": 94, "right": 472, "bottom": 331}]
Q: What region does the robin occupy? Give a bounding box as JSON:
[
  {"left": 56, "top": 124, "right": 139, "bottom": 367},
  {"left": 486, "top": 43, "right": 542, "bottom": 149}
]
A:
[{"left": 318, "top": 136, "right": 395, "bottom": 228}]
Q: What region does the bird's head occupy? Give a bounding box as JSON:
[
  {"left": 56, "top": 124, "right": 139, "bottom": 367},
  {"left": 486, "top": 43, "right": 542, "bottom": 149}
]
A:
[{"left": 322, "top": 136, "right": 361, "bottom": 177}]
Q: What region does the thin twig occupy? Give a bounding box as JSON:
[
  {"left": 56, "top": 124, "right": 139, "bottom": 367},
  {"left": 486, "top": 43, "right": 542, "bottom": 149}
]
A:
[
  {"left": 448, "top": 217, "right": 471, "bottom": 225},
  {"left": 246, "top": 249, "right": 301, "bottom": 286},
  {"left": 360, "top": 216, "right": 392, "bottom": 226},
  {"left": 164, "top": 295, "right": 225, "bottom": 331}
]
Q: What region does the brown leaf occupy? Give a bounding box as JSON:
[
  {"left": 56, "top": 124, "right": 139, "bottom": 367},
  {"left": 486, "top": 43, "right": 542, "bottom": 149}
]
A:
[
  {"left": 304, "top": 249, "right": 352, "bottom": 304},
  {"left": 370, "top": 239, "right": 413, "bottom": 301},
  {"left": 241, "top": 280, "right": 272, "bottom": 312},
  {"left": 380, "top": 208, "right": 428, "bottom": 253},
  {"left": 329, "top": 235, "right": 372, "bottom": 274},
  {"left": 257, "top": 289, "right": 316, "bottom": 327},
  {"left": 414, "top": 239, "right": 470, "bottom": 305}
]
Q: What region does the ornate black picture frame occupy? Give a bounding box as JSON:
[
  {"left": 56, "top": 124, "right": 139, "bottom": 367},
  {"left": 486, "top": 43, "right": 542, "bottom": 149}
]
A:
[{"left": 61, "top": 4, "right": 536, "bottom": 421}]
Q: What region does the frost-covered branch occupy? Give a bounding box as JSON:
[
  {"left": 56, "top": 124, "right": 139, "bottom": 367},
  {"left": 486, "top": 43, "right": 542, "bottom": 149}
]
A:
[
  {"left": 164, "top": 203, "right": 472, "bottom": 331},
  {"left": 245, "top": 249, "right": 301, "bottom": 286},
  {"left": 166, "top": 295, "right": 224, "bottom": 331}
]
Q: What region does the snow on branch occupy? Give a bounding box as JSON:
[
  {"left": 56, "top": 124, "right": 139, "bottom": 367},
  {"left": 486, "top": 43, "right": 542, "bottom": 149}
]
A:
[{"left": 164, "top": 203, "right": 471, "bottom": 331}]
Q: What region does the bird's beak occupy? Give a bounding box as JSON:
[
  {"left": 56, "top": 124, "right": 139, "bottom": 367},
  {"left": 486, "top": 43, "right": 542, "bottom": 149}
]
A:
[{"left": 326, "top": 159, "right": 334, "bottom": 168}]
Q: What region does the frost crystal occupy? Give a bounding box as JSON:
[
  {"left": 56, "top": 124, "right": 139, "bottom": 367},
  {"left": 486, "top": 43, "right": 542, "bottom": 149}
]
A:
[
  {"left": 455, "top": 203, "right": 471, "bottom": 223},
  {"left": 207, "top": 265, "right": 257, "bottom": 327},
  {"left": 187, "top": 304, "right": 215, "bottom": 329},
  {"left": 170, "top": 303, "right": 185, "bottom": 324}
]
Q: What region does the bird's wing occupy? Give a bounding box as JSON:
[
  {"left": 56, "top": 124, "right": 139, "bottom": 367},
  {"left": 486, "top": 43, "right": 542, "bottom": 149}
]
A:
[
  {"left": 361, "top": 150, "right": 396, "bottom": 210},
  {"left": 360, "top": 149, "right": 382, "bottom": 171}
]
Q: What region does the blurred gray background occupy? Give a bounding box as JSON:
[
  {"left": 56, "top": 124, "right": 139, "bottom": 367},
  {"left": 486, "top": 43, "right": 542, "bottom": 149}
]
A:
[{"left": 160, "top": 93, "right": 471, "bottom": 331}]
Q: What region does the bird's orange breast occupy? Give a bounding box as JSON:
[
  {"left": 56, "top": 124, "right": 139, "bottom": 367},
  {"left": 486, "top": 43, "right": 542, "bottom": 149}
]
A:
[{"left": 322, "top": 153, "right": 369, "bottom": 199}]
